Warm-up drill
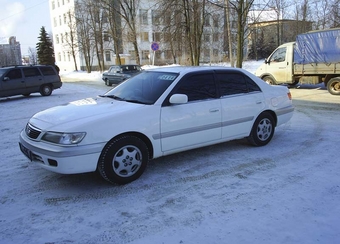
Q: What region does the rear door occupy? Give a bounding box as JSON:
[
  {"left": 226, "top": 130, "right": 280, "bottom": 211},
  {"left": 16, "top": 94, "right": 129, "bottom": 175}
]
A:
[
  {"left": 215, "top": 71, "right": 265, "bottom": 139},
  {"left": 22, "top": 67, "right": 44, "bottom": 92},
  {"left": 160, "top": 72, "right": 222, "bottom": 152}
]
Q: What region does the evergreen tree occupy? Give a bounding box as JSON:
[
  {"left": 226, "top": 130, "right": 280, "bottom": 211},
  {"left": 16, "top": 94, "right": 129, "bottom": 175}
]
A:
[{"left": 36, "top": 26, "right": 55, "bottom": 65}]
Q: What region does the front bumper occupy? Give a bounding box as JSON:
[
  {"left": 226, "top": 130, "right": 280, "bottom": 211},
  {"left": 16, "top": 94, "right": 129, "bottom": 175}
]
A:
[{"left": 19, "top": 130, "right": 106, "bottom": 174}]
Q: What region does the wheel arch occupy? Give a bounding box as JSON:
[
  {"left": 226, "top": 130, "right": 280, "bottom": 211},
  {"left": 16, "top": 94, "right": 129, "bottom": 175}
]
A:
[
  {"left": 260, "top": 110, "right": 278, "bottom": 127},
  {"left": 102, "top": 132, "right": 154, "bottom": 159}
]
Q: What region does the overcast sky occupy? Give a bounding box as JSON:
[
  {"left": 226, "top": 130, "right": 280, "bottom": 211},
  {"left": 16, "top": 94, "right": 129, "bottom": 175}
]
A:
[{"left": 0, "top": 0, "right": 51, "bottom": 55}]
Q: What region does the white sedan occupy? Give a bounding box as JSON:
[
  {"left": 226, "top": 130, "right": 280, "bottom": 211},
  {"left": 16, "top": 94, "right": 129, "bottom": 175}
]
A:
[{"left": 19, "top": 66, "right": 294, "bottom": 184}]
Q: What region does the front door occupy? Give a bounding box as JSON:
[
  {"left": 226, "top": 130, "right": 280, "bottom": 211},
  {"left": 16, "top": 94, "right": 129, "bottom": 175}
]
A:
[{"left": 160, "top": 72, "right": 222, "bottom": 153}]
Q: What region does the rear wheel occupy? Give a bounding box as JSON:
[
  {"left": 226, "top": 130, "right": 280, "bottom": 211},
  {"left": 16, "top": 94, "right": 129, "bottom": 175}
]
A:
[
  {"left": 327, "top": 78, "right": 340, "bottom": 95},
  {"left": 248, "top": 112, "right": 275, "bottom": 146},
  {"left": 40, "top": 85, "right": 52, "bottom": 96},
  {"left": 98, "top": 135, "right": 149, "bottom": 184},
  {"left": 263, "top": 76, "right": 276, "bottom": 85}
]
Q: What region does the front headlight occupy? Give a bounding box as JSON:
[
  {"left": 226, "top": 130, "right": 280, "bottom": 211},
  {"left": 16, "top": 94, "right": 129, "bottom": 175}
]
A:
[{"left": 42, "top": 132, "right": 86, "bottom": 145}]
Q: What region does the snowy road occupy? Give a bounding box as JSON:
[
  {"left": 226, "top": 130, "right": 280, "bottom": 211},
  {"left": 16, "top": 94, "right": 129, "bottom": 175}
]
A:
[{"left": 0, "top": 80, "right": 339, "bottom": 244}]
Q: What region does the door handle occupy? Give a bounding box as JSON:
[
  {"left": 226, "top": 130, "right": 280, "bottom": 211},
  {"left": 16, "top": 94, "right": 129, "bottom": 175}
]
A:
[{"left": 209, "top": 108, "right": 220, "bottom": 113}]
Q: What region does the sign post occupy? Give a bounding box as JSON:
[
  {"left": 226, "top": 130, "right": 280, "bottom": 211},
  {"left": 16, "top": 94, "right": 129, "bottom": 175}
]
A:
[{"left": 151, "top": 42, "right": 159, "bottom": 66}]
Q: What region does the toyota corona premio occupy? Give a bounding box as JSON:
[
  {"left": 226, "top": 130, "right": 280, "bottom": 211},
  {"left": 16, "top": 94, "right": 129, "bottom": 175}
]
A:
[{"left": 19, "top": 66, "right": 294, "bottom": 184}]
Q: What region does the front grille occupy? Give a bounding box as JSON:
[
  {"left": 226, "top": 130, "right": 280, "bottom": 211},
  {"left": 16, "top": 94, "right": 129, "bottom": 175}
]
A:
[{"left": 25, "top": 123, "right": 41, "bottom": 139}]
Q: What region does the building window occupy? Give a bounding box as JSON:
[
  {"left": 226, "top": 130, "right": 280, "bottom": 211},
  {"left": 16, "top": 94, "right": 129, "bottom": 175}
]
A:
[
  {"left": 213, "top": 15, "right": 219, "bottom": 28},
  {"left": 129, "top": 50, "right": 136, "bottom": 59},
  {"left": 153, "top": 32, "right": 161, "bottom": 42},
  {"left": 56, "top": 34, "right": 59, "bottom": 44},
  {"left": 61, "top": 33, "right": 64, "bottom": 43},
  {"left": 53, "top": 17, "right": 57, "bottom": 27},
  {"left": 64, "top": 13, "right": 67, "bottom": 24},
  {"left": 57, "top": 0, "right": 60, "bottom": 7},
  {"left": 164, "top": 50, "right": 172, "bottom": 60},
  {"left": 103, "top": 32, "right": 110, "bottom": 42},
  {"left": 58, "top": 52, "right": 61, "bottom": 61},
  {"left": 152, "top": 10, "right": 161, "bottom": 25},
  {"left": 105, "top": 51, "right": 111, "bottom": 61},
  {"left": 141, "top": 32, "right": 149, "bottom": 42},
  {"left": 203, "top": 49, "right": 210, "bottom": 59},
  {"left": 140, "top": 9, "right": 148, "bottom": 25},
  {"left": 59, "top": 15, "right": 62, "bottom": 25},
  {"left": 142, "top": 50, "right": 149, "bottom": 60},
  {"left": 213, "top": 33, "right": 219, "bottom": 42},
  {"left": 52, "top": 1, "right": 55, "bottom": 10},
  {"left": 204, "top": 34, "right": 210, "bottom": 42},
  {"left": 204, "top": 15, "right": 210, "bottom": 26}
]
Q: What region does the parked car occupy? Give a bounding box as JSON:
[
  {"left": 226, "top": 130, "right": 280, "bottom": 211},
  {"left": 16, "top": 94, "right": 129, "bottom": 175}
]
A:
[
  {"left": 0, "top": 65, "right": 62, "bottom": 98},
  {"left": 102, "top": 65, "right": 142, "bottom": 86},
  {"left": 19, "top": 66, "right": 294, "bottom": 185}
]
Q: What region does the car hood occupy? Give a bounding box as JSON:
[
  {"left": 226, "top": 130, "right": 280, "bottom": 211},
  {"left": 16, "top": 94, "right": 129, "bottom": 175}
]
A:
[{"left": 29, "top": 96, "right": 144, "bottom": 130}]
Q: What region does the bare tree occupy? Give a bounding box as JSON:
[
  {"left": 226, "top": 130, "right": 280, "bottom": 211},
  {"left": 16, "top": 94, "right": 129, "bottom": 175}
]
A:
[
  {"left": 87, "top": 1, "right": 106, "bottom": 72},
  {"left": 64, "top": 10, "right": 79, "bottom": 71},
  {"left": 101, "top": 0, "right": 123, "bottom": 65},
  {"left": 28, "top": 47, "right": 37, "bottom": 65},
  {"left": 75, "top": 0, "right": 95, "bottom": 72}
]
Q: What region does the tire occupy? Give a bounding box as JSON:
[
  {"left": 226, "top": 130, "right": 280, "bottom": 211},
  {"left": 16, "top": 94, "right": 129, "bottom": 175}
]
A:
[
  {"left": 105, "top": 79, "right": 111, "bottom": 86},
  {"left": 97, "top": 135, "right": 149, "bottom": 184},
  {"left": 40, "top": 85, "right": 52, "bottom": 96},
  {"left": 263, "top": 76, "right": 276, "bottom": 85},
  {"left": 327, "top": 78, "right": 340, "bottom": 95},
  {"left": 247, "top": 112, "right": 275, "bottom": 146}
]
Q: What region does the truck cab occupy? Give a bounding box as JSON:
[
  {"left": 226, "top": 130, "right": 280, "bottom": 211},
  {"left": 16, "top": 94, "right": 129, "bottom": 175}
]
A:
[{"left": 255, "top": 42, "right": 295, "bottom": 85}]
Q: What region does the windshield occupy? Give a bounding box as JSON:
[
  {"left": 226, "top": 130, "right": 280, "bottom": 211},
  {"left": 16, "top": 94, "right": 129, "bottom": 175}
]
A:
[
  {"left": 103, "top": 71, "right": 178, "bottom": 104},
  {"left": 0, "top": 69, "right": 7, "bottom": 77}
]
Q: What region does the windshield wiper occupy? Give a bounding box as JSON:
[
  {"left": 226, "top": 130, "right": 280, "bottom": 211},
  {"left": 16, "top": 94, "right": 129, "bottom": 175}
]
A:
[
  {"left": 123, "top": 99, "right": 148, "bottom": 104},
  {"left": 100, "top": 95, "right": 124, "bottom": 101}
]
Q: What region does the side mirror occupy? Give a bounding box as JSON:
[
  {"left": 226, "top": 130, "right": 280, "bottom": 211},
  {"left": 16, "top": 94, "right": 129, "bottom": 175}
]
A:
[
  {"left": 169, "top": 94, "right": 188, "bottom": 104},
  {"left": 265, "top": 58, "right": 270, "bottom": 64},
  {"left": 3, "top": 77, "right": 9, "bottom": 81}
]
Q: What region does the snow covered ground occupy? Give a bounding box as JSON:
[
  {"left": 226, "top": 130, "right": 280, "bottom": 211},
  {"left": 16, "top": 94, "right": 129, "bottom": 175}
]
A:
[{"left": 1, "top": 61, "right": 340, "bottom": 244}]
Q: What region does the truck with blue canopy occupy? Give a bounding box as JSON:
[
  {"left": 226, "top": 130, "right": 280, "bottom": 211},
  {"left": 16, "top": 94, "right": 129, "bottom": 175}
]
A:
[{"left": 255, "top": 28, "right": 340, "bottom": 95}]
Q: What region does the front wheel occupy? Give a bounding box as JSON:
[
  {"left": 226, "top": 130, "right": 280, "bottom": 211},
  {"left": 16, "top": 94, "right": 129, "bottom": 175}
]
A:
[
  {"left": 327, "top": 78, "right": 340, "bottom": 95},
  {"left": 97, "top": 135, "right": 149, "bottom": 184},
  {"left": 247, "top": 112, "right": 275, "bottom": 146},
  {"left": 263, "top": 76, "right": 276, "bottom": 85},
  {"left": 40, "top": 84, "right": 52, "bottom": 96}
]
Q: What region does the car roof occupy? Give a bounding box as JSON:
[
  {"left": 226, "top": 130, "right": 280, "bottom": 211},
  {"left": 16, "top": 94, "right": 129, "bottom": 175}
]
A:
[
  {"left": 0, "top": 65, "right": 53, "bottom": 69},
  {"left": 145, "top": 65, "right": 247, "bottom": 74}
]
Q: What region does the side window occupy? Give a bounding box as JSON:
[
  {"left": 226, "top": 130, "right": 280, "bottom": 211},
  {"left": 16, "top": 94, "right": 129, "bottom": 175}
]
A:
[
  {"left": 269, "top": 47, "right": 286, "bottom": 62},
  {"left": 245, "top": 76, "right": 261, "bottom": 92},
  {"left": 23, "top": 68, "right": 41, "bottom": 77},
  {"left": 176, "top": 73, "right": 216, "bottom": 102},
  {"left": 6, "top": 69, "right": 22, "bottom": 79},
  {"left": 39, "top": 67, "right": 57, "bottom": 76},
  {"left": 217, "top": 73, "right": 248, "bottom": 96}
]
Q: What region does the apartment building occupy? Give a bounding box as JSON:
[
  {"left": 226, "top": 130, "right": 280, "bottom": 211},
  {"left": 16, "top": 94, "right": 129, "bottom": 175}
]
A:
[
  {"left": 0, "top": 36, "right": 22, "bottom": 67},
  {"left": 49, "top": 0, "right": 225, "bottom": 72}
]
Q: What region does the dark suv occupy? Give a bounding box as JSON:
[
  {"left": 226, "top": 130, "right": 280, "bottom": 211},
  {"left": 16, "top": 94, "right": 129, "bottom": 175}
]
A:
[
  {"left": 0, "top": 65, "right": 62, "bottom": 98},
  {"left": 102, "top": 65, "right": 142, "bottom": 86}
]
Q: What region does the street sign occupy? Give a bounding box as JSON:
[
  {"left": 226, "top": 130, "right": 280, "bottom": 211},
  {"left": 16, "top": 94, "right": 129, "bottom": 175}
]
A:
[{"left": 151, "top": 42, "right": 159, "bottom": 51}]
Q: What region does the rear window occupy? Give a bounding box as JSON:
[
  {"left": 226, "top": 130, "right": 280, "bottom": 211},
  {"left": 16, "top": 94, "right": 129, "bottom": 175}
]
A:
[{"left": 39, "top": 66, "right": 57, "bottom": 76}]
